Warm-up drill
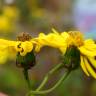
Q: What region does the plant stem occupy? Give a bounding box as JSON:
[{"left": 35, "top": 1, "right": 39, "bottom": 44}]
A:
[
  {"left": 23, "top": 69, "right": 31, "bottom": 90},
  {"left": 36, "top": 74, "right": 48, "bottom": 91},
  {"left": 28, "top": 70, "right": 71, "bottom": 95},
  {"left": 36, "top": 63, "right": 63, "bottom": 91}
]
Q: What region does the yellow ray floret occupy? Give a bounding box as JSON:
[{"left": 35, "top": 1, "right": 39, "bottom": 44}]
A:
[
  {"left": 34, "top": 29, "right": 69, "bottom": 53},
  {"left": 79, "top": 40, "right": 96, "bottom": 57},
  {"left": 80, "top": 56, "right": 90, "bottom": 76},
  {"left": 87, "top": 57, "right": 96, "bottom": 68},
  {"left": 0, "top": 39, "right": 34, "bottom": 64},
  {"left": 84, "top": 57, "right": 96, "bottom": 79}
]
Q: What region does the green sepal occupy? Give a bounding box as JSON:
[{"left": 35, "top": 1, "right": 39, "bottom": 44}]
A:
[
  {"left": 62, "top": 46, "right": 80, "bottom": 70},
  {"left": 16, "top": 51, "right": 36, "bottom": 70}
]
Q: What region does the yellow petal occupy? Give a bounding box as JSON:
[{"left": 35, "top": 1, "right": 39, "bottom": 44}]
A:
[
  {"left": 20, "top": 51, "right": 27, "bottom": 56},
  {"left": 84, "top": 57, "right": 96, "bottom": 79},
  {"left": 34, "top": 44, "right": 42, "bottom": 52},
  {"left": 0, "top": 39, "right": 16, "bottom": 47},
  {"left": 52, "top": 28, "right": 59, "bottom": 34},
  {"left": 61, "top": 32, "right": 69, "bottom": 39},
  {"left": 20, "top": 41, "right": 33, "bottom": 56},
  {"left": 84, "top": 39, "right": 95, "bottom": 44},
  {"left": 0, "top": 39, "right": 17, "bottom": 63},
  {"left": 59, "top": 46, "right": 67, "bottom": 54},
  {"left": 79, "top": 46, "right": 96, "bottom": 57},
  {"left": 84, "top": 39, "right": 96, "bottom": 50},
  {"left": 24, "top": 41, "right": 33, "bottom": 53},
  {"left": 87, "top": 57, "right": 96, "bottom": 68},
  {"left": 35, "top": 32, "right": 67, "bottom": 49},
  {"left": 14, "top": 41, "right": 22, "bottom": 52},
  {"left": 80, "top": 56, "right": 90, "bottom": 76}
]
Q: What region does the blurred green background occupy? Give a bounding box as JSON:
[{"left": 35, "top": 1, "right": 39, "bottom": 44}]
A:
[{"left": 0, "top": 0, "right": 96, "bottom": 96}]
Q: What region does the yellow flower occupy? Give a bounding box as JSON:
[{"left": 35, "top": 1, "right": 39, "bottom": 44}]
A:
[
  {"left": 61, "top": 31, "right": 96, "bottom": 79},
  {"left": 79, "top": 39, "right": 96, "bottom": 78},
  {"left": 35, "top": 29, "right": 96, "bottom": 79},
  {"left": 0, "top": 39, "right": 34, "bottom": 64}
]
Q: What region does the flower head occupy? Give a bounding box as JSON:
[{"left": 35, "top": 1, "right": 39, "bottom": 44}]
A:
[
  {"left": 61, "top": 31, "right": 96, "bottom": 79},
  {"left": 0, "top": 33, "right": 35, "bottom": 64}
]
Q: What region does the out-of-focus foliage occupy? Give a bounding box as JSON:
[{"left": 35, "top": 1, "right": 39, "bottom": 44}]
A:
[{"left": 0, "top": 5, "right": 19, "bottom": 32}]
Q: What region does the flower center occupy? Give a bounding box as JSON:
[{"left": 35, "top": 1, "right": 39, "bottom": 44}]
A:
[
  {"left": 17, "top": 32, "right": 32, "bottom": 41},
  {"left": 68, "top": 31, "right": 84, "bottom": 47}
]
